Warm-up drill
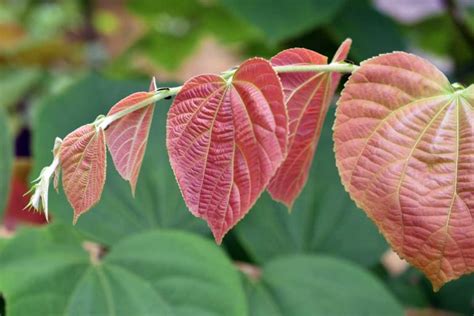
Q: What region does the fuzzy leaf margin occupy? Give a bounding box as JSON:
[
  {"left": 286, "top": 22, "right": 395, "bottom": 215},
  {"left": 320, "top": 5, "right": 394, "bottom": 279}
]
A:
[
  {"left": 334, "top": 52, "right": 474, "bottom": 290},
  {"left": 105, "top": 78, "right": 157, "bottom": 195},
  {"left": 167, "top": 58, "right": 288, "bottom": 243},
  {"left": 267, "top": 39, "right": 351, "bottom": 208},
  {"left": 60, "top": 125, "right": 107, "bottom": 223}
]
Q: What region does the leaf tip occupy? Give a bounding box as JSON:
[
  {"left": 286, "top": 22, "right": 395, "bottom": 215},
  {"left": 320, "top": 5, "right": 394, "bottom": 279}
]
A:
[
  {"left": 149, "top": 76, "right": 158, "bottom": 92},
  {"left": 129, "top": 181, "right": 137, "bottom": 198},
  {"left": 72, "top": 213, "right": 79, "bottom": 225}
]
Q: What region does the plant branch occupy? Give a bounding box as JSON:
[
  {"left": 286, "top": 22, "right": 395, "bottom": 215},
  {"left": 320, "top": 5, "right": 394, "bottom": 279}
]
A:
[
  {"left": 27, "top": 61, "right": 358, "bottom": 217},
  {"left": 97, "top": 62, "right": 357, "bottom": 130}
]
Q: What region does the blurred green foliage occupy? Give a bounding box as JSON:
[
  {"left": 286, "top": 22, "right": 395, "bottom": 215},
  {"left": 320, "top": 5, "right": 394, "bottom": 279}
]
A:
[
  {"left": 0, "top": 106, "right": 12, "bottom": 220},
  {"left": 1, "top": 0, "right": 474, "bottom": 315}
]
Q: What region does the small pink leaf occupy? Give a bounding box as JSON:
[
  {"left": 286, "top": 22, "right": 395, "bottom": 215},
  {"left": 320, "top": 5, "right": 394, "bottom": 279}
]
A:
[
  {"left": 60, "top": 124, "right": 107, "bottom": 223},
  {"left": 334, "top": 52, "right": 474, "bottom": 290},
  {"left": 267, "top": 39, "right": 351, "bottom": 208},
  {"left": 167, "top": 58, "right": 288, "bottom": 243},
  {"left": 105, "top": 78, "right": 157, "bottom": 195}
]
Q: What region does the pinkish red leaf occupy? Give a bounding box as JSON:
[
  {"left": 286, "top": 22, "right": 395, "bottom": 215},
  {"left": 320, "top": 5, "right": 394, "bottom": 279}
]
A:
[
  {"left": 267, "top": 39, "right": 351, "bottom": 208},
  {"left": 60, "top": 124, "right": 107, "bottom": 223},
  {"left": 105, "top": 78, "right": 157, "bottom": 195},
  {"left": 167, "top": 58, "right": 288, "bottom": 243},
  {"left": 334, "top": 52, "right": 474, "bottom": 290}
]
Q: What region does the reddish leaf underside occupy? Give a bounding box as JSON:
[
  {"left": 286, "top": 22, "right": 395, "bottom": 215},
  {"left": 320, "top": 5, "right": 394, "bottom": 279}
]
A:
[
  {"left": 60, "top": 125, "right": 107, "bottom": 223},
  {"left": 105, "top": 78, "right": 157, "bottom": 195},
  {"left": 167, "top": 58, "right": 288, "bottom": 243},
  {"left": 267, "top": 39, "right": 351, "bottom": 208},
  {"left": 334, "top": 52, "right": 474, "bottom": 290}
]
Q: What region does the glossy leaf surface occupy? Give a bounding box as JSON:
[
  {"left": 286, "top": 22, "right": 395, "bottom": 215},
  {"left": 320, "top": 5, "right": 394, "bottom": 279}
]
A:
[
  {"left": 334, "top": 52, "right": 474, "bottom": 290},
  {"left": 244, "top": 255, "right": 403, "bottom": 315},
  {"left": 267, "top": 39, "right": 351, "bottom": 208},
  {"left": 105, "top": 78, "right": 157, "bottom": 195},
  {"left": 167, "top": 58, "right": 287, "bottom": 243},
  {"left": 32, "top": 74, "right": 207, "bottom": 245},
  {"left": 60, "top": 125, "right": 106, "bottom": 223},
  {"left": 0, "top": 225, "right": 247, "bottom": 315}
]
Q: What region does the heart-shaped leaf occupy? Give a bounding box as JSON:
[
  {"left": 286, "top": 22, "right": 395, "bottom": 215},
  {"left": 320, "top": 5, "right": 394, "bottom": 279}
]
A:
[
  {"left": 167, "top": 58, "right": 288, "bottom": 243},
  {"left": 60, "top": 125, "right": 106, "bottom": 223},
  {"left": 334, "top": 52, "right": 474, "bottom": 290},
  {"left": 243, "top": 255, "right": 403, "bottom": 315},
  {"left": 267, "top": 39, "right": 351, "bottom": 208},
  {"left": 105, "top": 78, "right": 157, "bottom": 195},
  {"left": 0, "top": 225, "right": 247, "bottom": 315}
]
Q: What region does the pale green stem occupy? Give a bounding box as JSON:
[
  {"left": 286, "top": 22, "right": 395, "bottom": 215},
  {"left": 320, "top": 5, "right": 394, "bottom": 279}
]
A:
[
  {"left": 274, "top": 62, "right": 358, "bottom": 74},
  {"left": 96, "top": 86, "right": 182, "bottom": 130},
  {"left": 97, "top": 62, "right": 357, "bottom": 130}
]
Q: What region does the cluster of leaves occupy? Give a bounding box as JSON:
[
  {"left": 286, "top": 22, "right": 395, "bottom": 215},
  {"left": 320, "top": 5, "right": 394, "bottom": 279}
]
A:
[
  {"left": 1, "top": 73, "right": 403, "bottom": 316},
  {"left": 1, "top": 1, "right": 474, "bottom": 315},
  {"left": 28, "top": 33, "right": 474, "bottom": 296}
]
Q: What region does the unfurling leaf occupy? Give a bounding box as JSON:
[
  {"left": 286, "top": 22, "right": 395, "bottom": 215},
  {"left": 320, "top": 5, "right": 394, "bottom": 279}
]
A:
[
  {"left": 60, "top": 125, "right": 107, "bottom": 223},
  {"left": 105, "top": 78, "right": 157, "bottom": 195},
  {"left": 167, "top": 58, "right": 288, "bottom": 243},
  {"left": 334, "top": 52, "right": 474, "bottom": 290},
  {"left": 267, "top": 39, "right": 351, "bottom": 208}
]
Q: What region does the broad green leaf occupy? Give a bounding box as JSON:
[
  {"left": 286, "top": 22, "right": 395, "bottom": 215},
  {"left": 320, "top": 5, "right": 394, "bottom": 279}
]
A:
[
  {"left": 0, "top": 225, "right": 247, "bottom": 316},
  {"left": 328, "top": 0, "right": 405, "bottom": 60},
  {"left": 334, "top": 52, "right": 474, "bottom": 290},
  {"left": 0, "top": 106, "right": 12, "bottom": 219},
  {"left": 220, "top": 0, "right": 347, "bottom": 43},
  {"left": 32, "top": 74, "right": 207, "bottom": 245},
  {"left": 244, "top": 255, "right": 403, "bottom": 315},
  {"left": 235, "top": 107, "right": 387, "bottom": 266},
  {"left": 167, "top": 58, "right": 288, "bottom": 243}
]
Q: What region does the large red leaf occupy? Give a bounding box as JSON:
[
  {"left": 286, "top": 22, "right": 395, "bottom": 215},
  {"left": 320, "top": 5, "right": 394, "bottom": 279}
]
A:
[
  {"left": 334, "top": 52, "right": 474, "bottom": 290},
  {"left": 167, "top": 58, "right": 288, "bottom": 243},
  {"left": 60, "top": 124, "right": 107, "bottom": 223},
  {"left": 267, "top": 39, "right": 351, "bottom": 208},
  {"left": 105, "top": 78, "right": 157, "bottom": 195}
]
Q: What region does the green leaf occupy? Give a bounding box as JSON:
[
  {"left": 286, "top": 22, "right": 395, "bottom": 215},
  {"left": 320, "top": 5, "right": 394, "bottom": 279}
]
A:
[
  {"left": 137, "top": 29, "right": 203, "bottom": 71},
  {"left": 0, "top": 225, "right": 247, "bottom": 315},
  {"left": 405, "top": 14, "right": 472, "bottom": 64},
  {"left": 0, "top": 106, "right": 12, "bottom": 219},
  {"left": 235, "top": 107, "right": 387, "bottom": 266},
  {"left": 328, "top": 0, "right": 405, "bottom": 60},
  {"left": 430, "top": 274, "right": 474, "bottom": 315},
  {"left": 201, "top": 6, "right": 261, "bottom": 44},
  {"left": 381, "top": 268, "right": 430, "bottom": 308},
  {"left": 32, "top": 74, "right": 207, "bottom": 245},
  {"left": 127, "top": 0, "right": 260, "bottom": 70},
  {"left": 0, "top": 67, "right": 41, "bottom": 109},
  {"left": 220, "top": 0, "right": 347, "bottom": 43},
  {"left": 244, "top": 255, "right": 403, "bottom": 315}
]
